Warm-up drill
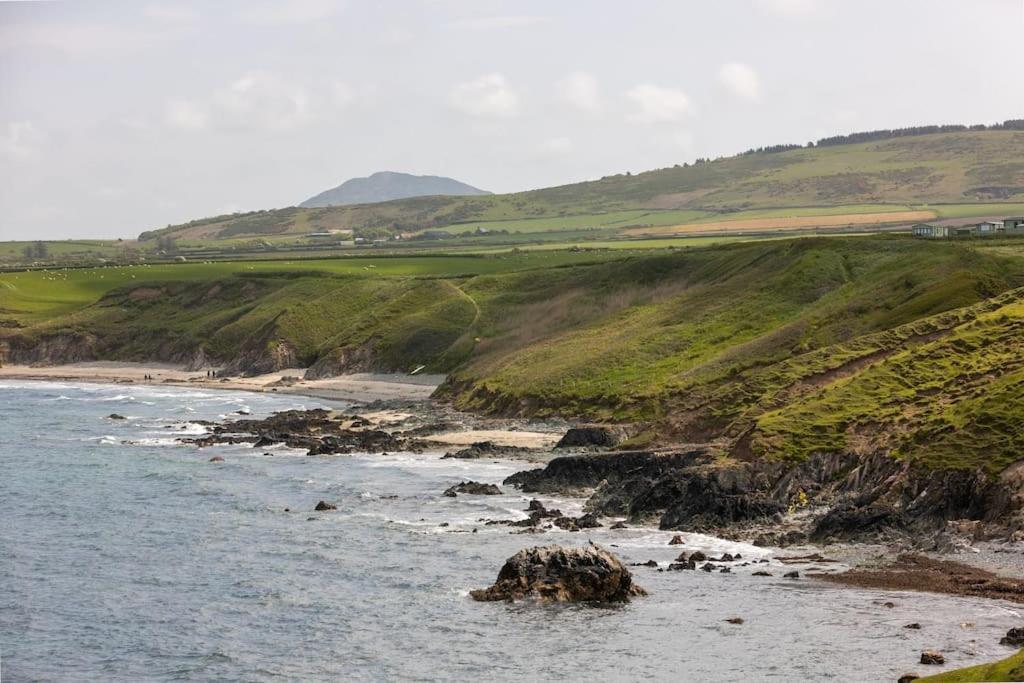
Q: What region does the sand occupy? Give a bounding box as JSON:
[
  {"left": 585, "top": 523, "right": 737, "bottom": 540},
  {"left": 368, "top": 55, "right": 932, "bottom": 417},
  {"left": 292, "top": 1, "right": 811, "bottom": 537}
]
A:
[
  {"left": 422, "top": 429, "right": 561, "bottom": 450},
  {"left": 0, "top": 362, "right": 444, "bottom": 404}
]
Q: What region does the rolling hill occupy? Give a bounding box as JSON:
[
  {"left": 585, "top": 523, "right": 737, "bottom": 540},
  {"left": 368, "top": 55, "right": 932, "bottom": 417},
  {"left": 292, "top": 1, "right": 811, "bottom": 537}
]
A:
[
  {"left": 139, "top": 123, "right": 1024, "bottom": 243},
  {"left": 299, "top": 171, "right": 489, "bottom": 208}
]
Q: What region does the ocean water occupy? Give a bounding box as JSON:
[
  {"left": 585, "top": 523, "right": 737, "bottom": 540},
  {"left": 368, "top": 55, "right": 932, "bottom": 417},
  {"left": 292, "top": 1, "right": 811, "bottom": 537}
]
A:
[{"left": 1, "top": 380, "right": 1021, "bottom": 682}]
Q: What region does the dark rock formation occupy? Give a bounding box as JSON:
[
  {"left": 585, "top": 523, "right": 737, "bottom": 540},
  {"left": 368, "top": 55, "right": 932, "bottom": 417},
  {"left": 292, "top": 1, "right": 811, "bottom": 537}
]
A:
[
  {"left": 314, "top": 500, "right": 337, "bottom": 511},
  {"left": 443, "top": 481, "right": 502, "bottom": 497},
  {"left": 107, "top": 413, "right": 127, "bottom": 420},
  {"left": 469, "top": 543, "right": 646, "bottom": 603},
  {"left": 504, "top": 447, "right": 1024, "bottom": 542},
  {"left": 181, "top": 409, "right": 404, "bottom": 455},
  {"left": 555, "top": 424, "right": 631, "bottom": 449},
  {"left": 919, "top": 651, "right": 944, "bottom": 665},
  {"left": 1001, "top": 627, "right": 1024, "bottom": 646},
  {"left": 441, "top": 440, "right": 538, "bottom": 460}
]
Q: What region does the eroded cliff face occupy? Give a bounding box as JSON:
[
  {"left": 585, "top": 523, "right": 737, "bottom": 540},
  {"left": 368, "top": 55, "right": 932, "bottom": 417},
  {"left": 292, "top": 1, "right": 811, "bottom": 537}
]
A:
[
  {"left": 0, "top": 332, "right": 101, "bottom": 366},
  {"left": 303, "top": 342, "right": 379, "bottom": 380},
  {"left": 505, "top": 448, "right": 1024, "bottom": 543}
]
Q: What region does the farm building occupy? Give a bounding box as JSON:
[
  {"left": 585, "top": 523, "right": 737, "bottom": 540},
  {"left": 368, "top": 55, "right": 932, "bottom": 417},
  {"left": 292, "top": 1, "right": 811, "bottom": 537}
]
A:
[
  {"left": 911, "top": 223, "right": 951, "bottom": 238},
  {"left": 912, "top": 218, "right": 1024, "bottom": 239}
]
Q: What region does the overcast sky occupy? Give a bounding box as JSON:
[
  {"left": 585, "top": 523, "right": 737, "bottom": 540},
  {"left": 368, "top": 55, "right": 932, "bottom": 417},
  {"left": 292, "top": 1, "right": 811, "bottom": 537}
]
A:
[{"left": 1, "top": 0, "right": 1022, "bottom": 240}]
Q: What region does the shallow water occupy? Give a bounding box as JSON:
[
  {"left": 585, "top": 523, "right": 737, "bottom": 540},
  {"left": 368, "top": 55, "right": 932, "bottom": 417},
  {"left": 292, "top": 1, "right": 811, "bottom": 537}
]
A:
[{"left": 1, "top": 380, "right": 1020, "bottom": 681}]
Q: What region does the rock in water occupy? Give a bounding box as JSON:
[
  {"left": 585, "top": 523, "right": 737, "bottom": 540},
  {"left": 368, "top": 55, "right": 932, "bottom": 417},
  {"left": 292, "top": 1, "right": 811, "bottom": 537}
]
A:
[
  {"left": 443, "top": 481, "right": 502, "bottom": 497},
  {"left": 470, "top": 543, "right": 647, "bottom": 604},
  {"left": 920, "top": 651, "right": 945, "bottom": 665},
  {"left": 1001, "top": 627, "right": 1024, "bottom": 646},
  {"left": 897, "top": 674, "right": 920, "bottom": 683},
  {"left": 314, "top": 500, "right": 337, "bottom": 511}
]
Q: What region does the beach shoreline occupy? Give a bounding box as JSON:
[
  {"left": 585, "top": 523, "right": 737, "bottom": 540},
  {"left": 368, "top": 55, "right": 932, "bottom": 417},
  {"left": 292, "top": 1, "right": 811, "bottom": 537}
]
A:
[{"left": 0, "top": 361, "right": 445, "bottom": 405}]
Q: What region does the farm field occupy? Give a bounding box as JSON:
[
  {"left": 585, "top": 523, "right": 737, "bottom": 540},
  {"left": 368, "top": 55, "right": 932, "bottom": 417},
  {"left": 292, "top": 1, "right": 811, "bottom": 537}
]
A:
[{"left": 622, "top": 209, "right": 937, "bottom": 237}]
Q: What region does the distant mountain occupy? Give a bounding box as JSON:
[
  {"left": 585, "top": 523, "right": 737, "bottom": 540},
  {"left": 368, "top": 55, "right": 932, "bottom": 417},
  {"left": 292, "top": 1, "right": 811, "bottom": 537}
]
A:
[{"left": 299, "top": 171, "right": 490, "bottom": 208}]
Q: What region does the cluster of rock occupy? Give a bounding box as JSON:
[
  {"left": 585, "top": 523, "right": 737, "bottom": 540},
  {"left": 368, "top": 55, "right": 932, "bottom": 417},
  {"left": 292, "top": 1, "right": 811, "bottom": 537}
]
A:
[
  {"left": 444, "top": 481, "right": 502, "bottom": 497},
  {"left": 481, "top": 499, "right": 603, "bottom": 533},
  {"left": 470, "top": 543, "right": 646, "bottom": 603},
  {"left": 441, "top": 440, "right": 538, "bottom": 460},
  {"left": 503, "top": 447, "right": 1024, "bottom": 543},
  {"left": 181, "top": 409, "right": 408, "bottom": 455}
]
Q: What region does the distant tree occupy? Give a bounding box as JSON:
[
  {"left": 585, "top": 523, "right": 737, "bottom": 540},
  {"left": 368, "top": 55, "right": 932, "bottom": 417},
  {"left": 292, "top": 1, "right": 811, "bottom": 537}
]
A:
[
  {"left": 33, "top": 241, "right": 49, "bottom": 259},
  {"left": 22, "top": 244, "right": 34, "bottom": 260}
]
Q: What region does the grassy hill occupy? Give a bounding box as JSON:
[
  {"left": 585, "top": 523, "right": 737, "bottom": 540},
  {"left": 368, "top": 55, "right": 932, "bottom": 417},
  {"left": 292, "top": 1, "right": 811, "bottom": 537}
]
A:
[
  {"left": 139, "top": 128, "right": 1024, "bottom": 243},
  {"left": 4, "top": 234, "right": 1024, "bottom": 475}
]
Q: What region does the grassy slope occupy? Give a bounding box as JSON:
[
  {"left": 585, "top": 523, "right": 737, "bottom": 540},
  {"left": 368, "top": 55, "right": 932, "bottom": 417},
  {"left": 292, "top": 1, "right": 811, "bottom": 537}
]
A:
[
  {"left": 4, "top": 235, "right": 1024, "bottom": 475},
  {"left": 918, "top": 649, "right": 1024, "bottom": 682},
  {"left": 141, "top": 130, "right": 1024, "bottom": 242}
]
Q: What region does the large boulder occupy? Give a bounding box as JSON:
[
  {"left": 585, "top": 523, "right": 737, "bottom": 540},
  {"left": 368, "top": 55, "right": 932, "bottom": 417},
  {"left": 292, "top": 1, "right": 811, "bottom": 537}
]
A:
[
  {"left": 470, "top": 543, "right": 647, "bottom": 603},
  {"left": 443, "top": 481, "right": 502, "bottom": 497},
  {"left": 555, "top": 424, "right": 629, "bottom": 449}
]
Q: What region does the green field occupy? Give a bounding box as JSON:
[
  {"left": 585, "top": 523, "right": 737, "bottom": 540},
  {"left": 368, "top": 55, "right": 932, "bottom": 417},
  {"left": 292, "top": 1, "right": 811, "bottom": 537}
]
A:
[{"left": 0, "top": 251, "right": 626, "bottom": 323}]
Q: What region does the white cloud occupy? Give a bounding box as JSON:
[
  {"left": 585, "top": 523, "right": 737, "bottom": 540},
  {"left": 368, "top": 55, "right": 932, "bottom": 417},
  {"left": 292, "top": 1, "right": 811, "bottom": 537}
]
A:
[
  {"left": 0, "top": 121, "right": 43, "bottom": 159},
  {"left": 626, "top": 84, "right": 694, "bottom": 123},
  {"left": 755, "top": 0, "right": 822, "bottom": 16},
  {"left": 718, "top": 62, "right": 761, "bottom": 101},
  {"left": 215, "top": 71, "right": 312, "bottom": 130},
  {"left": 164, "top": 99, "right": 208, "bottom": 130},
  {"left": 450, "top": 16, "right": 549, "bottom": 31},
  {"left": 239, "top": 0, "right": 345, "bottom": 26},
  {"left": 560, "top": 72, "right": 601, "bottom": 112},
  {"left": 162, "top": 72, "right": 354, "bottom": 133},
  {"left": 450, "top": 73, "right": 520, "bottom": 117}
]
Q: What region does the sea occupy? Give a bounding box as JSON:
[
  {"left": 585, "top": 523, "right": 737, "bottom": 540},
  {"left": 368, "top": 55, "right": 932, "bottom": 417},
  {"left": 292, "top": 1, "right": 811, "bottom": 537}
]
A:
[{"left": 1, "top": 380, "right": 1020, "bottom": 681}]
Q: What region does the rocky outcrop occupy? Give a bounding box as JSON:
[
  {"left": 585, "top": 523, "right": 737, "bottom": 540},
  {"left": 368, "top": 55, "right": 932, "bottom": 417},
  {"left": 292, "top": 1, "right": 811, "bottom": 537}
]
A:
[
  {"left": 443, "top": 481, "right": 502, "bottom": 497},
  {"left": 504, "top": 448, "right": 1024, "bottom": 541},
  {"left": 0, "top": 332, "right": 101, "bottom": 365},
  {"left": 182, "top": 409, "right": 405, "bottom": 455},
  {"left": 303, "top": 342, "right": 378, "bottom": 380},
  {"left": 1000, "top": 627, "right": 1024, "bottom": 646},
  {"left": 555, "top": 424, "right": 633, "bottom": 449},
  {"left": 470, "top": 543, "right": 646, "bottom": 603},
  {"left": 441, "top": 440, "right": 538, "bottom": 460}
]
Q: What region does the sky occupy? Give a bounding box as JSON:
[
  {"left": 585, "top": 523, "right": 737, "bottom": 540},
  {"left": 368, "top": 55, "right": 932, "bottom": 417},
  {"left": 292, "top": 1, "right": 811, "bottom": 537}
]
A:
[{"left": 1, "top": 0, "right": 1022, "bottom": 240}]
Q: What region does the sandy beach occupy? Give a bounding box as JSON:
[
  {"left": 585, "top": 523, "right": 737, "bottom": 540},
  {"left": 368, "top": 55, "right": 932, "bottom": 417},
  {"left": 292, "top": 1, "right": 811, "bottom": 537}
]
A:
[{"left": 0, "top": 361, "right": 444, "bottom": 404}]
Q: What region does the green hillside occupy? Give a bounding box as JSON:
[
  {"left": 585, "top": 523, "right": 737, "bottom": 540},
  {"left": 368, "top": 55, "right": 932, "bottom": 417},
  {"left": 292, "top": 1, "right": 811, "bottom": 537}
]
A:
[
  {"left": 4, "top": 234, "right": 1024, "bottom": 474},
  {"left": 140, "top": 127, "right": 1024, "bottom": 243}
]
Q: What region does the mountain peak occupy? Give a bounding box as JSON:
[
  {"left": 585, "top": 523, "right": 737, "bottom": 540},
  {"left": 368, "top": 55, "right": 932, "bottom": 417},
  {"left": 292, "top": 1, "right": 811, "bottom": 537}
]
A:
[{"left": 299, "top": 171, "right": 490, "bottom": 208}]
